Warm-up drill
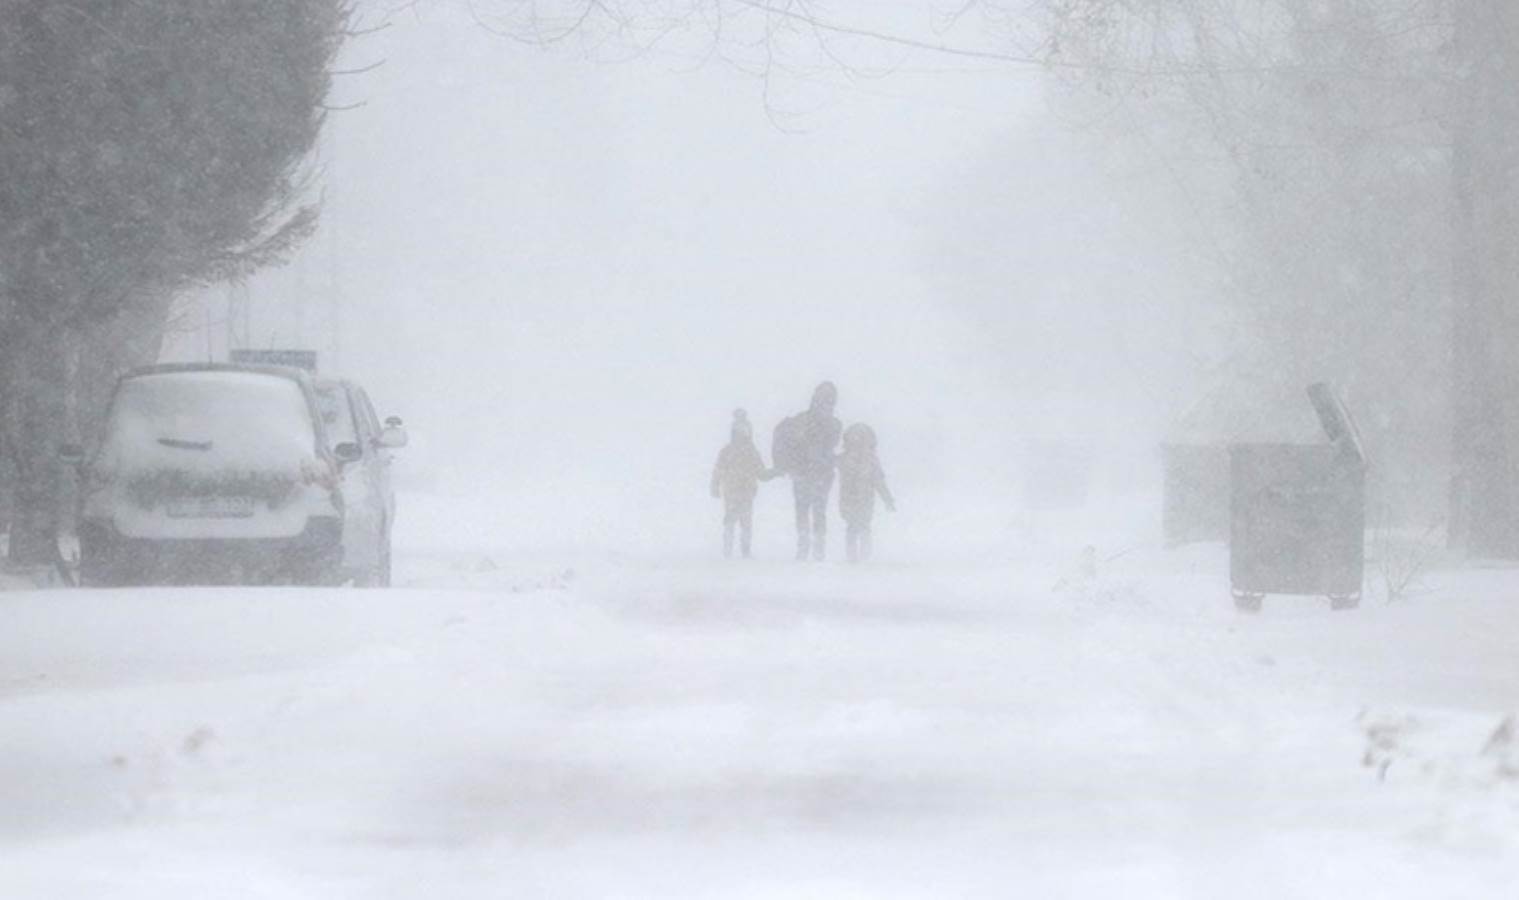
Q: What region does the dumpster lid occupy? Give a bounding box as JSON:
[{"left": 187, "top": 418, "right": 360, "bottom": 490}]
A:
[{"left": 1307, "top": 383, "right": 1366, "bottom": 466}]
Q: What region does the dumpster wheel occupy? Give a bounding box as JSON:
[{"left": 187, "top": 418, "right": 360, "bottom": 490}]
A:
[
  {"left": 1328, "top": 593, "right": 1360, "bottom": 611},
  {"left": 1232, "top": 590, "right": 1264, "bottom": 613}
]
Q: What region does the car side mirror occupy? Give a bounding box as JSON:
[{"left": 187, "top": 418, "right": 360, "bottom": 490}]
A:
[
  {"left": 384, "top": 416, "right": 404, "bottom": 429},
  {"left": 334, "top": 442, "right": 363, "bottom": 464},
  {"left": 376, "top": 426, "right": 408, "bottom": 450},
  {"left": 58, "top": 442, "right": 85, "bottom": 466}
]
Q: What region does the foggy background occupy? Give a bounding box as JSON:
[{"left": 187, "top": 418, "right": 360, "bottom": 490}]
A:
[{"left": 164, "top": 1, "right": 1211, "bottom": 560}]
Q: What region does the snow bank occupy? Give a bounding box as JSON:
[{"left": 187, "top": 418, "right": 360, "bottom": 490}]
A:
[{"left": 4, "top": 542, "right": 1519, "bottom": 897}]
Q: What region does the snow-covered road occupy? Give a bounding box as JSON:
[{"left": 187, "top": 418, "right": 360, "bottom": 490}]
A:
[{"left": 4, "top": 535, "right": 1519, "bottom": 897}]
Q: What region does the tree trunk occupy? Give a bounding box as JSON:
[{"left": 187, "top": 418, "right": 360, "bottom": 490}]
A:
[
  {"left": 0, "top": 290, "right": 178, "bottom": 566},
  {"left": 1449, "top": 0, "right": 1519, "bottom": 558},
  {"left": 0, "top": 319, "right": 68, "bottom": 565},
  {"left": 0, "top": 419, "right": 13, "bottom": 540}
]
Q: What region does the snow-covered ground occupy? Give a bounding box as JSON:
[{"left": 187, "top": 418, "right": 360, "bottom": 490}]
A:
[{"left": 4, "top": 496, "right": 1519, "bottom": 898}]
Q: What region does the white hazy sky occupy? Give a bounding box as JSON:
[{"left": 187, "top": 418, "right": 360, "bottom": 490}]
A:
[{"left": 166, "top": 1, "right": 1208, "bottom": 555}]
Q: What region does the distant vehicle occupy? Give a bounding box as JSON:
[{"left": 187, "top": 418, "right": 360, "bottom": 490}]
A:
[
  {"left": 63, "top": 364, "right": 346, "bottom": 586},
  {"left": 311, "top": 378, "right": 407, "bottom": 587}
]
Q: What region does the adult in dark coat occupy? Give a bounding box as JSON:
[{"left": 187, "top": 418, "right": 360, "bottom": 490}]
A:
[{"left": 782, "top": 381, "right": 842, "bottom": 561}]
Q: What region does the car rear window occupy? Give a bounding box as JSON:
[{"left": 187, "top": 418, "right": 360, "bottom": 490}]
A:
[{"left": 100, "top": 371, "right": 319, "bottom": 474}]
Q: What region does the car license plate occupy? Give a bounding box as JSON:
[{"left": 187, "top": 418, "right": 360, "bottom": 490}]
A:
[{"left": 166, "top": 496, "right": 255, "bottom": 519}]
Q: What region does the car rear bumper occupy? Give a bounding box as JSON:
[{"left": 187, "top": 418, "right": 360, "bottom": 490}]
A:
[{"left": 79, "top": 517, "right": 343, "bottom": 586}]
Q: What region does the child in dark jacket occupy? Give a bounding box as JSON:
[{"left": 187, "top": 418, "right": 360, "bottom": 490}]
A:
[
  {"left": 837, "top": 423, "right": 895, "bottom": 563},
  {"left": 710, "top": 410, "right": 775, "bottom": 558}
]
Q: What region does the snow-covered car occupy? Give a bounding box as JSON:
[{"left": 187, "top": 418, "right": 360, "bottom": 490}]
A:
[
  {"left": 312, "top": 378, "right": 406, "bottom": 587},
  {"left": 70, "top": 364, "right": 346, "bottom": 586}
]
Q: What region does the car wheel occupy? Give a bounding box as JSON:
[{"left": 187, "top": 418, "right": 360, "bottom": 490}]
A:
[
  {"left": 79, "top": 548, "right": 126, "bottom": 587},
  {"left": 80, "top": 560, "right": 121, "bottom": 587},
  {"left": 292, "top": 545, "right": 343, "bottom": 587}
]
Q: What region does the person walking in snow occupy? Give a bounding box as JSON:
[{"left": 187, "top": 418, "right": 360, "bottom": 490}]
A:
[
  {"left": 837, "top": 423, "right": 895, "bottom": 563},
  {"left": 772, "top": 381, "right": 843, "bottom": 561},
  {"left": 710, "top": 409, "right": 775, "bottom": 559}
]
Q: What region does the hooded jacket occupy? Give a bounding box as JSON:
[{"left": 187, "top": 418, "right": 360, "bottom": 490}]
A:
[
  {"left": 712, "top": 412, "right": 769, "bottom": 501},
  {"left": 838, "top": 423, "right": 894, "bottom": 522}
]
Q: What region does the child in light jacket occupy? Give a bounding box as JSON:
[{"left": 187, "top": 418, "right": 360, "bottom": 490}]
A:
[
  {"left": 710, "top": 410, "right": 774, "bottom": 559},
  {"left": 837, "top": 423, "right": 895, "bottom": 563}
]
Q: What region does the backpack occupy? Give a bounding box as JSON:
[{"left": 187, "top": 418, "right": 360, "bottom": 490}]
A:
[{"left": 771, "top": 415, "right": 805, "bottom": 475}]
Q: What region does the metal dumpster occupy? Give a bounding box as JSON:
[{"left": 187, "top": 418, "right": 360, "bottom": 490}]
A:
[{"left": 1228, "top": 384, "right": 1366, "bottom": 611}]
